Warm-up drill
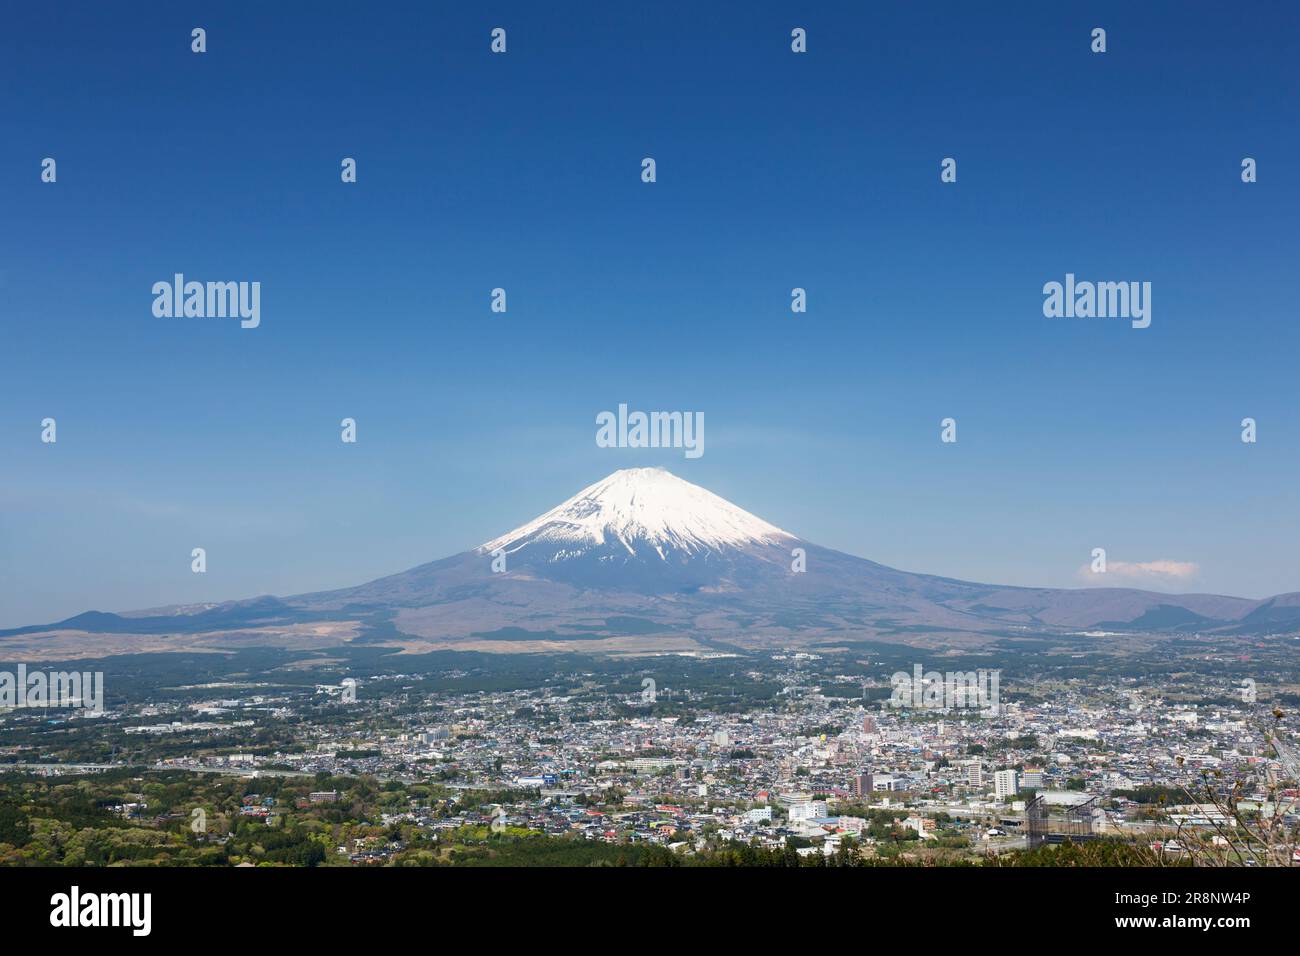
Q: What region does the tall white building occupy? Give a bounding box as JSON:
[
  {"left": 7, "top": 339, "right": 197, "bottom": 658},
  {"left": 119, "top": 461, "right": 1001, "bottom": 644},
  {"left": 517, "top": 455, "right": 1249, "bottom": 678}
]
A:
[{"left": 994, "top": 769, "right": 1019, "bottom": 799}]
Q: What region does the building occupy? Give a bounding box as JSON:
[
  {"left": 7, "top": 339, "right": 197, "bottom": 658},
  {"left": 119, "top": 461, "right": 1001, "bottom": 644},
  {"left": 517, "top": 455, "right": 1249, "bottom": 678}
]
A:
[
  {"left": 1020, "top": 767, "right": 1044, "bottom": 789},
  {"left": 789, "top": 800, "right": 829, "bottom": 822},
  {"left": 902, "top": 815, "right": 936, "bottom": 839},
  {"left": 994, "top": 770, "right": 1019, "bottom": 799},
  {"left": 1040, "top": 789, "right": 1094, "bottom": 807},
  {"left": 851, "top": 772, "right": 873, "bottom": 799}
]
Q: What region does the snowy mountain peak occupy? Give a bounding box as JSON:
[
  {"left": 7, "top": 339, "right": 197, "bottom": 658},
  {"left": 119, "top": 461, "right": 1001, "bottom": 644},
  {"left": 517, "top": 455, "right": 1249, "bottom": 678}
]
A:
[{"left": 478, "top": 468, "right": 796, "bottom": 559}]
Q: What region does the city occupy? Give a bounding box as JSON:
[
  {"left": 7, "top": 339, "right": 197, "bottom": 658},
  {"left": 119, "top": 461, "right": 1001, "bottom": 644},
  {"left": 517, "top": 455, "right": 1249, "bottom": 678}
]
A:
[{"left": 3, "top": 639, "right": 1295, "bottom": 867}]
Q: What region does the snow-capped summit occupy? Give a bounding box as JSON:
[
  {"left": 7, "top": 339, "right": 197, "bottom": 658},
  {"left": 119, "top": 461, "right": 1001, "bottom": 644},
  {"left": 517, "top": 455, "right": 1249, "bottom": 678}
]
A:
[{"left": 478, "top": 467, "right": 795, "bottom": 561}]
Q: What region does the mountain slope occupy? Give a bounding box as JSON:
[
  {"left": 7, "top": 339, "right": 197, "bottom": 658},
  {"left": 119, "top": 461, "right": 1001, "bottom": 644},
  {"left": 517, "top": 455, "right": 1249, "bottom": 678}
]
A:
[
  {"left": 5, "top": 467, "right": 1298, "bottom": 653},
  {"left": 232, "top": 468, "right": 1296, "bottom": 643}
]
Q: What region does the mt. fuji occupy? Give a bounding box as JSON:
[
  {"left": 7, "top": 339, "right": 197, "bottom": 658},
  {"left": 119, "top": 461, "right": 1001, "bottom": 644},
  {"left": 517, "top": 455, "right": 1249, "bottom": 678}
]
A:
[
  {"left": 480, "top": 467, "right": 794, "bottom": 559},
  {"left": 5, "top": 468, "right": 1299, "bottom": 659},
  {"left": 469, "top": 468, "right": 797, "bottom": 593}
]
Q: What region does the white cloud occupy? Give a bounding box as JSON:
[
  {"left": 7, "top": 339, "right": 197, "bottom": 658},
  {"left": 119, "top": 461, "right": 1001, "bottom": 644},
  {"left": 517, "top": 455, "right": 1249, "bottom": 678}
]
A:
[{"left": 1077, "top": 559, "right": 1200, "bottom": 590}]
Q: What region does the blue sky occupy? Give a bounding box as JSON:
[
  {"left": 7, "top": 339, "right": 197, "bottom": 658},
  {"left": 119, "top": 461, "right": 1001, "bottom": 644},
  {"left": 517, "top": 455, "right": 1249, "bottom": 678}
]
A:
[{"left": 2, "top": 1, "right": 1298, "bottom": 626}]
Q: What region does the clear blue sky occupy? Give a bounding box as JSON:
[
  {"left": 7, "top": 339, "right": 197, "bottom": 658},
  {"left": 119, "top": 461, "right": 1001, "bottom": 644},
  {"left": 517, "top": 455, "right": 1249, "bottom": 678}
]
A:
[{"left": 2, "top": 1, "right": 1298, "bottom": 627}]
